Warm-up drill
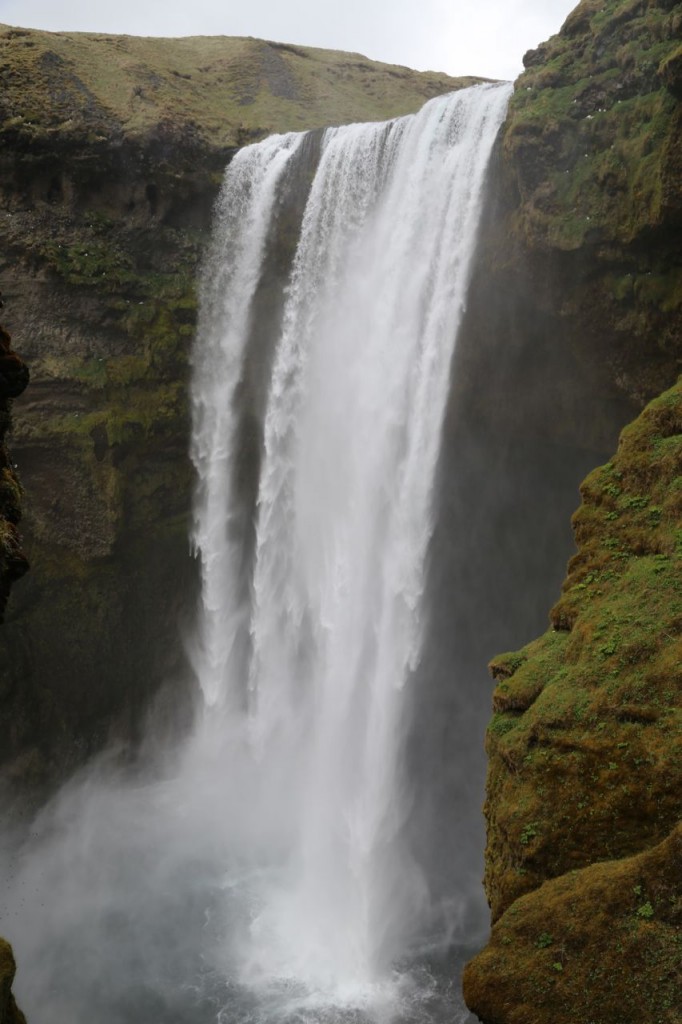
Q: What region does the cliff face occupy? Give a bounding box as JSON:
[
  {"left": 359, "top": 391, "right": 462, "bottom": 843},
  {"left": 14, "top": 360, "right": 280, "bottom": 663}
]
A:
[
  {"left": 462, "top": 2, "right": 682, "bottom": 1020},
  {"left": 0, "top": 24, "right": 476, "bottom": 789},
  {"left": 502, "top": 0, "right": 681, "bottom": 405},
  {"left": 453, "top": 0, "right": 681, "bottom": 461}
]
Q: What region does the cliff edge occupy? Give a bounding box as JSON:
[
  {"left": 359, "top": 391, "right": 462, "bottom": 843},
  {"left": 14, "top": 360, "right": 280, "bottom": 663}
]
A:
[{"left": 501, "top": 0, "right": 682, "bottom": 406}]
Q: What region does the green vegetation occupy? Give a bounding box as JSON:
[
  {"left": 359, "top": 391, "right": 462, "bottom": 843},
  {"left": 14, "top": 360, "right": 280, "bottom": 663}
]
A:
[
  {"left": 482, "top": 381, "right": 682, "bottom": 920},
  {"left": 490, "top": 0, "right": 682, "bottom": 417},
  {"left": 465, "top": 380, "right": 682, "bottom": 1023},
  {"left": 505, "top": 0, "right": 681, "bottom": 251},
  {"left": 464, "top": 825, "right": 682, "bottom": 1024}
]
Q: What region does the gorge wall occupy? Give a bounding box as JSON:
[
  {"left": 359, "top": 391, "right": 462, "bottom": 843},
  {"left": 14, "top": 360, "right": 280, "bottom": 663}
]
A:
[{"left": 458, "top": 1, "right": 682, "bottom": 1020}]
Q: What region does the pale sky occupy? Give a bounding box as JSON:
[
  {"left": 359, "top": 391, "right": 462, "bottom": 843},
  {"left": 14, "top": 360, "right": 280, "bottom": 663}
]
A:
[{"left": 0, "top": 0, "right": 577, "bottom": 80}]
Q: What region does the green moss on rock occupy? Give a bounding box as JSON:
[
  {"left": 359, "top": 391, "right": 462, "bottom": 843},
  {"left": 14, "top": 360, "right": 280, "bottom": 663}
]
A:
[
  {"left": 486, "top": 0, "right": 682, "bottom": 413},
  {"left": 507, "top": 0, "right": 682, "bottom": 251},
  {"left": 464, "top": 824, "right": 682, "bottom": 1024},
  {"left": 466, "top": 379, "right": 682, "bottom": 1022}
]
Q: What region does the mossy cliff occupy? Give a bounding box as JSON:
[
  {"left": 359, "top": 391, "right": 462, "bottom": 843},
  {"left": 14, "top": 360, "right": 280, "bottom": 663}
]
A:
[
  {"left": 459, "top": 3, "right": 682, "bottom": 1020},
  {"left": 456, "top": 0, "right": 681, "bottom": 458},
  {"left": 464, "top": 380, "right": 682, "bottom": 1023},
  {"left": 504, "top": 0, "right": 682, "bottom": 401},
  {"left": 0, "top": 24, "right": 476, "bottom": 790}
]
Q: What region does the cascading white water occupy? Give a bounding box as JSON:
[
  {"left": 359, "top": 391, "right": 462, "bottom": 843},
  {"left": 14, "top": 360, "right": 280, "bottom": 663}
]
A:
[
  {"left": 191, "top": 131, "right": 305, "bottom": 707},
  {"left": 189, "top": 81, "right": 512, "bottom": 1014}
]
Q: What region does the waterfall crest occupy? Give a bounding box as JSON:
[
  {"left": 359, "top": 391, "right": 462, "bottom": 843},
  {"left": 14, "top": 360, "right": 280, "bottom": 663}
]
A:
[{"left": 190, "top": 82, "right": 512, "bottom": 1010}]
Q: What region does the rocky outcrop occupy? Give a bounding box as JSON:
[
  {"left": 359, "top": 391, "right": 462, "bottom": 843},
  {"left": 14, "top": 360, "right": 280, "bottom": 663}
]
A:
[
  {"left": 464, "top": 379, "right": 682, "bottom": 1020},
  {"left": 0, "top": 941, "right": 25, "bottom": 1024},
  {"left": 454, "top": 0, "right": 681, "bottom": 463},
  {"left": 476, "top": 382, "right": 681, "bottom": 926},
  {"left": 464, "top": 824, "right": 682, "bottom": 1024},
  {"left": 504, "top": 0, "right": 682, "bottom": 407}
]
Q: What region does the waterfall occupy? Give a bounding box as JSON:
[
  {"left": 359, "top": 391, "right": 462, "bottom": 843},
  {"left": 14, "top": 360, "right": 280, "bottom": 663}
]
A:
[
  {"left": 191, "top": 131, "right": 305, "bottom": 707},
  {"left": 190, "top": 81, "right": 512, "bottom": 1012},
  {"left": 0, "top": 82, "right": 513, "bottom": 1024}
]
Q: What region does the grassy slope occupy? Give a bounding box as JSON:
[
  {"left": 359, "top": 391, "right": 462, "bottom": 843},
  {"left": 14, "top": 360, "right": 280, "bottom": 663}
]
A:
[{"left": 0, "top": 24, "right": 484, "bottom": 146}]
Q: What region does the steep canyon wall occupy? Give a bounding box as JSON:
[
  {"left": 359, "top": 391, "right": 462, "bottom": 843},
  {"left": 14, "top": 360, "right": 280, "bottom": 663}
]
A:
[{"left": 460, "top": 2, "right": 681, "bottom": 1021}]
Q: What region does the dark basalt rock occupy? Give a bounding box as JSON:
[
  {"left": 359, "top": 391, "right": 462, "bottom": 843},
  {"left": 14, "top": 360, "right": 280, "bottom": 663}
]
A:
[{"left": 0, "top": 306, "right": 28, "bottom": 1021}]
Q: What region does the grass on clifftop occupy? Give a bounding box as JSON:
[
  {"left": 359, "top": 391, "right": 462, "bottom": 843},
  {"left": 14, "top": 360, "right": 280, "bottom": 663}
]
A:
[{"left": 0, "top": 24, "right": 484, "bottom": 146}]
